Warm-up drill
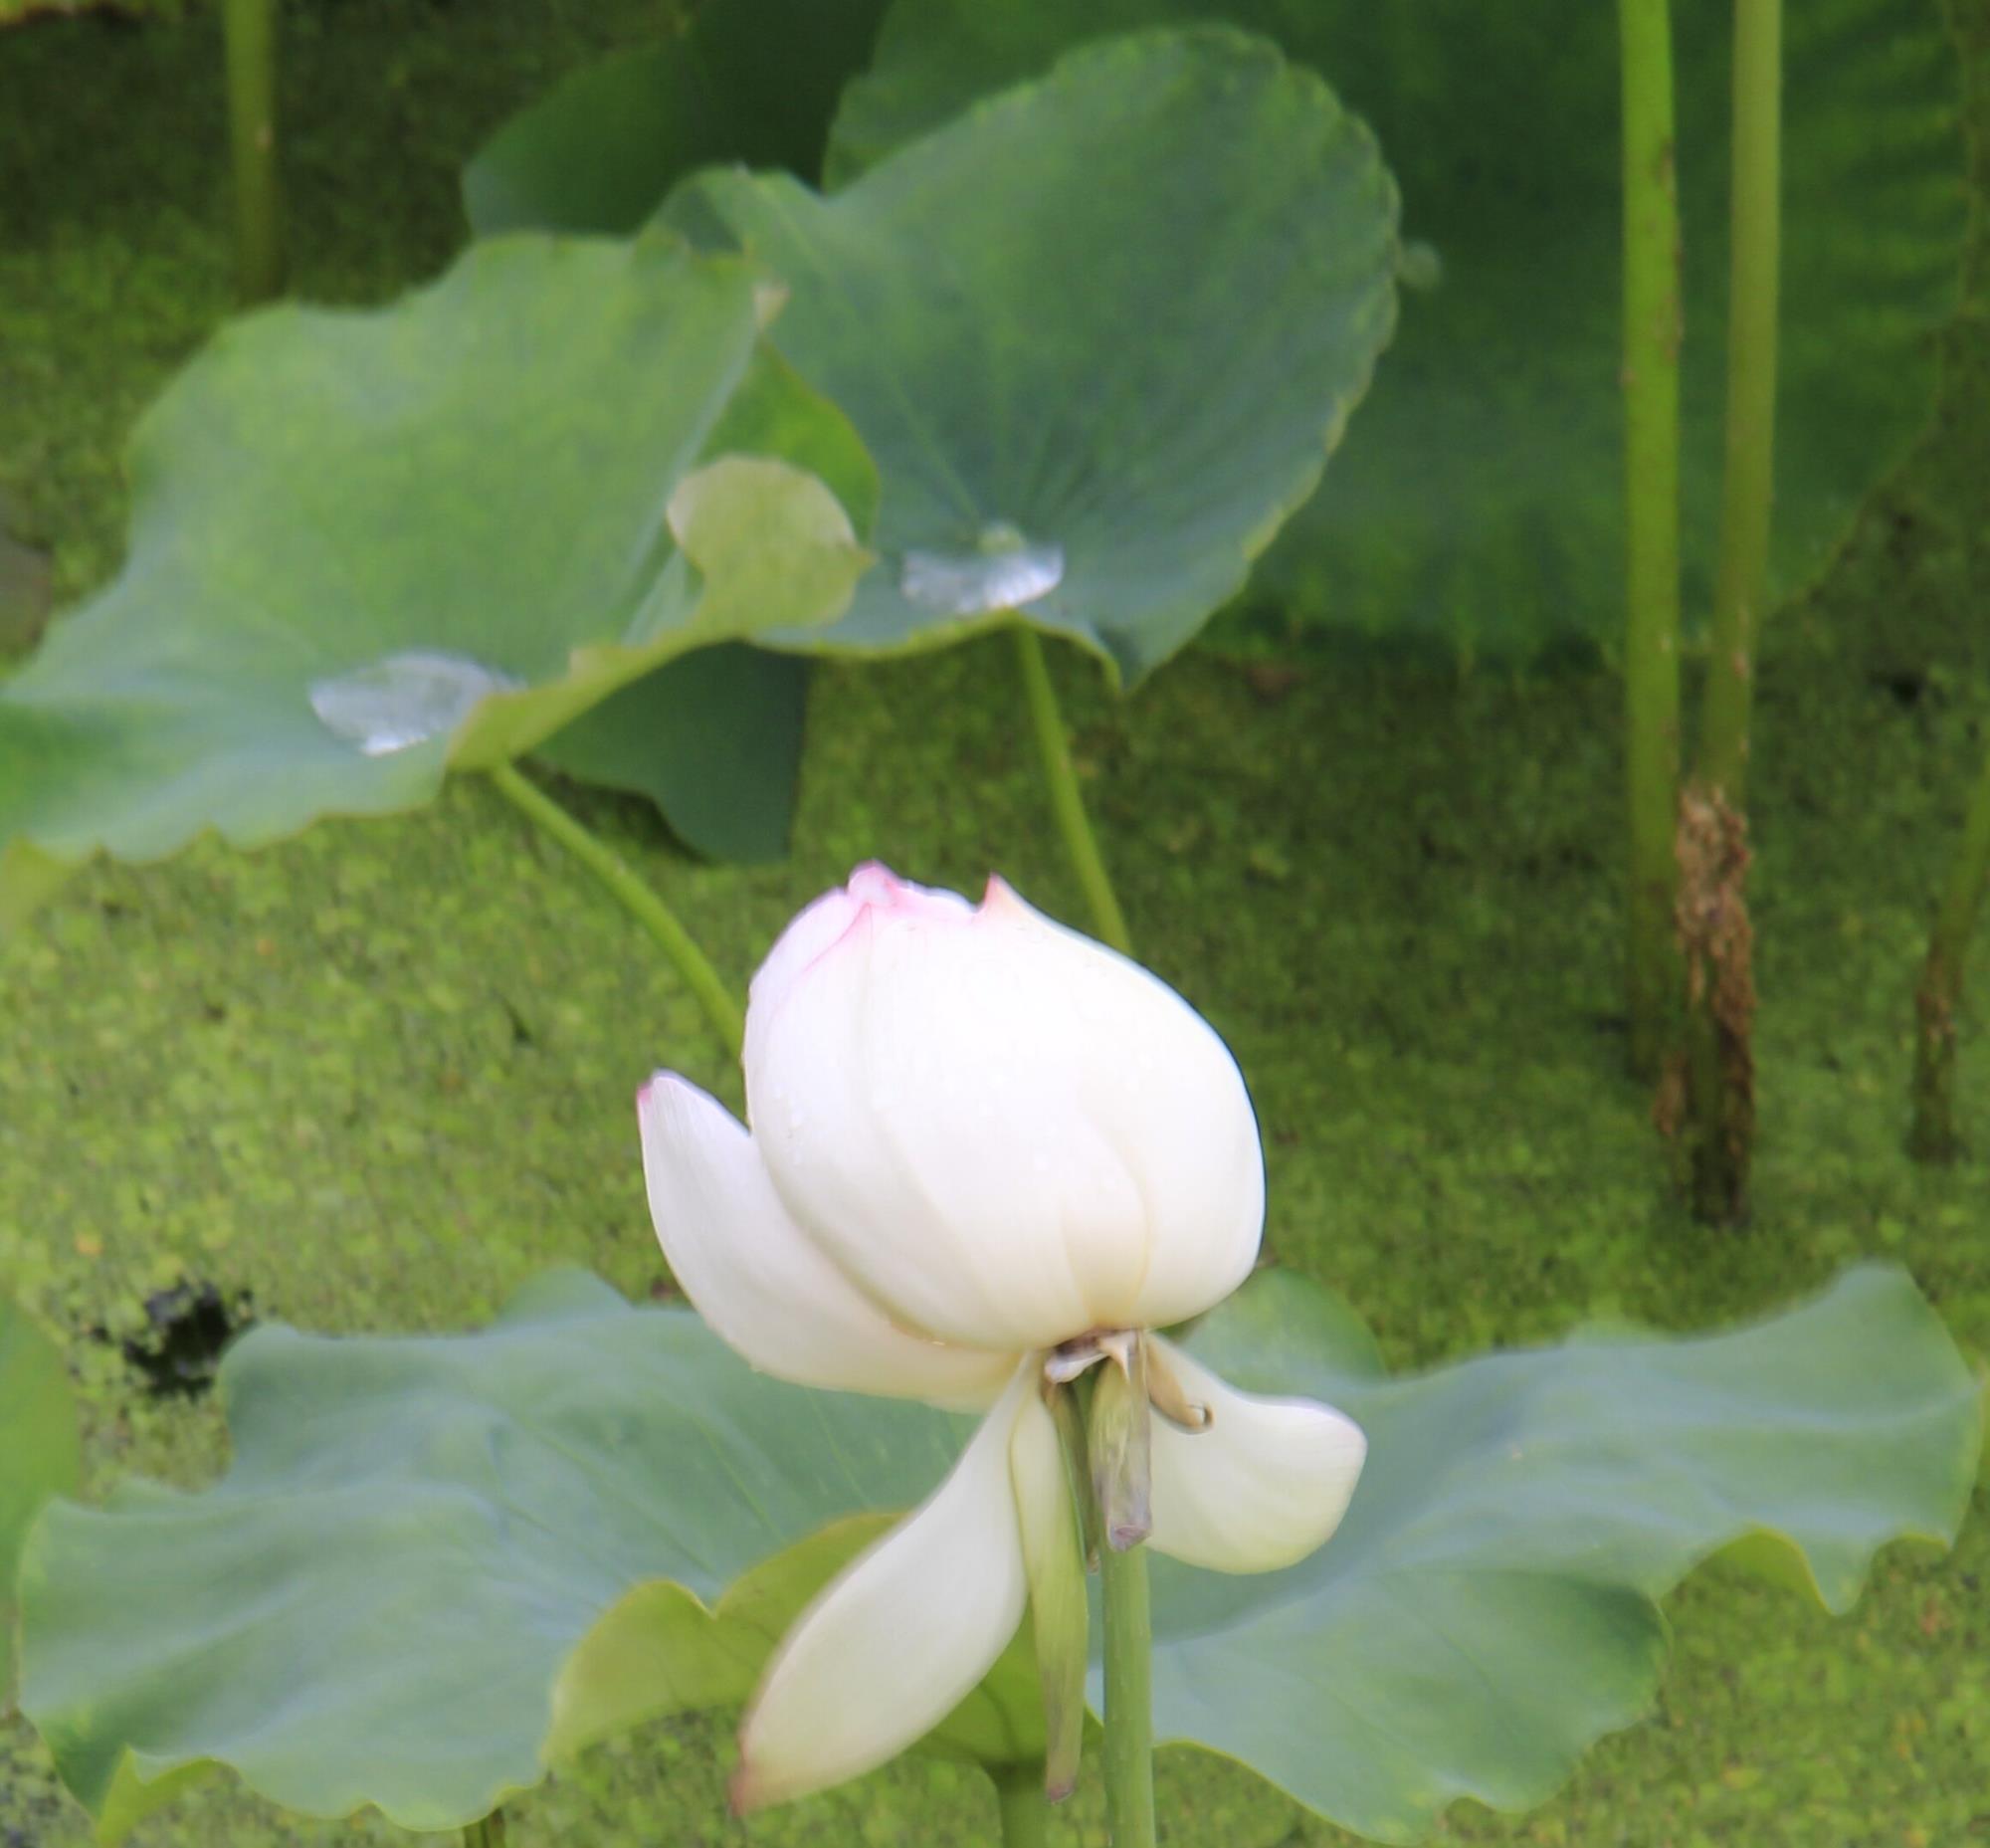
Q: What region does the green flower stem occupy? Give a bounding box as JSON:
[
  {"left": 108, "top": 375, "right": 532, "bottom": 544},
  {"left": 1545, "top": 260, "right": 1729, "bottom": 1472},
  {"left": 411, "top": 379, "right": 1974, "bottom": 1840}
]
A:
[
  {"left": 994, "top": 1763, "right": 1051, "bottom": 1848},
  {"left": 1910, "top": 746, "right": 1990, "bottom": 1161},
  {"left": 1012, "top": 626, "right": 1134, "bottom": 956},
  {"left": 222, "top": 0, "right": 285, "bottom": 302},
  {"left": 462, "top": 1812, "right": 505, "bottom": 1847},
  {"left": 1618, "top": 0, "right": 1684, "bottom": 1079},
  {"left": 488, "top": 761, "right": 745, "bottom": 1059},
  {"left": 1699, "top": 0, "right": 1781, "bottom": 804},
  {"left": 1683, "top": 0, "right": 1779, "bottom": 1221},
  {"left": 1098, "top": 1537, "right": 1156, "bottom": 1848}
]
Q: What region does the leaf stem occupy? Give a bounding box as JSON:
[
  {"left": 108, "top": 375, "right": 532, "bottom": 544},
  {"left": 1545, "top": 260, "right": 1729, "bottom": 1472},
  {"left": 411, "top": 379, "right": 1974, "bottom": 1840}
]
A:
[
  {"left": 1910, "top": 745, "right": 1990, "bottom": 1161},
  {"left": 488, "top": 762, "right": 745, "bottom": 1059},
  {"left": 1012, "top": 626, "right": 1133, "bottom": 956},
  {"left": 1683, "top": 0, "right": 1779, "bottom": 1221},
  {"left": 1699, "top": 0, "right": 1780, "bottom": 805},
  {"left": 1618, "top": 0, "right": 1684, "bottom": 1078},
  {"left": 1097, "top": 1536, "right": 1156, "bottom": 1848},
  {"left": 222, "top": 0, "right": 285, "bottom": 301},
  {"left": 994, "top": 1763, "right": 1051, "bottom": 1848},
  {"left": 462, "top": 1812, "right": 505, "bottom": 1847}
]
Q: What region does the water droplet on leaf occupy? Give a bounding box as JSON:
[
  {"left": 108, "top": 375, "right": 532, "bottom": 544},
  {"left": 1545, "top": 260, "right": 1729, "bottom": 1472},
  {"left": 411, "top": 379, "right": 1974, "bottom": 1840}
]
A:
[
  {"left": 309, "top": 650, "right": 521, "bottom": 756},
  {"left": 899, "top": 521, "right": 1065, "bottom": 616}
]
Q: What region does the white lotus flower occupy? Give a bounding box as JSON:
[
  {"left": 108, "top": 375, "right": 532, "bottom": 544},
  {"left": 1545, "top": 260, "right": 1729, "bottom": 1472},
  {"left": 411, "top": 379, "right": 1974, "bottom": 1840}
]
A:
[{"left": 638, "top": 864, "right": 1365, "bottom": 1810}]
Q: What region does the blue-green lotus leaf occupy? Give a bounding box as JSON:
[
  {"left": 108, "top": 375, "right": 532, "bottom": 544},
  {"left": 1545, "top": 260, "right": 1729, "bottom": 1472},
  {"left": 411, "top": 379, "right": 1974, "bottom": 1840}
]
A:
[
  {"left": 833, "top": 0, "right": 1967, "bottom": 656},
  {"left": 665, "top": 26, "right": 1401, "bottom": 684},
  {"left": 0, "top": 233, "right": 874, "bottom": 927},
  {"left": 21, "top": 1263, "right": 1975, "bottom": 1840}
]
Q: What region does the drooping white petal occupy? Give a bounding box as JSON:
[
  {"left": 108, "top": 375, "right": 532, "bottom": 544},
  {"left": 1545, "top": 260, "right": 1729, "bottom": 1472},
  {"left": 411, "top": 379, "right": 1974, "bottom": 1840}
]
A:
[
  {"left": 1146, "top": 1338, "right": 1366, "bottom": 1574},
  {"left": 637, "top": 1073, "right": 1015, "bottom": 1404},
  {"left": 744, "top": 869, "right": 1264, "bottom": 1352},
  {"left": 733, "top": 1361, "right": 1036, "bottom": 1811}
]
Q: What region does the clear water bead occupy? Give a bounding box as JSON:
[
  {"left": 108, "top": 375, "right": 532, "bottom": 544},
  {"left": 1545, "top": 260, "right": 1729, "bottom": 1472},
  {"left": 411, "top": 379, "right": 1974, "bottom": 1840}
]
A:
[
  {"left": 308, "top": 650, "right": 521, "bottom": 757},
  {"left": 898, "top": 520, "right": 1065, "bottom": 617}
]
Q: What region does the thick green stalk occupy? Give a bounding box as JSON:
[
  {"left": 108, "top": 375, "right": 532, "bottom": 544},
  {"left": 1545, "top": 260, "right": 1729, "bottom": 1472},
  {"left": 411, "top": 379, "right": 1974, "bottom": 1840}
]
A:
[
  {"left": 1910, "top": 746, "right": 1990, "bottom": 1161},
  {"left": 1012, "top": 627, "right": 1133, "bottom": 956},
  {"left": 1618, "top": 0, "right": 1684, "bottom": 1078},
  {"left": 223, "top": 0, "right": 285, "bottom": 302},
  {"left": 462, "top": 1812, "right": 505, "bottom": 1848},
  {"left": 1097, "top": 1538, "right": 1155, "bottom": 1848},
  {"left": 994, "top": 1764, "right": 1051, "bottom": 1848},
  {"left": 488, "top": 762, "right": 745, "bottom": 1059},
  {"left": 1699, "top": 0, "right": 1781, "bottom": 803},
  {"left": 1682, "top": 0, "right": 1779, "bottom": 1222}
]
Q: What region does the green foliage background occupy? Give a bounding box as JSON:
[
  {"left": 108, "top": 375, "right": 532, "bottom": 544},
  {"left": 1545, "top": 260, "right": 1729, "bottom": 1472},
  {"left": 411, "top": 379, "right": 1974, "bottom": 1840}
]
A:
[{"left": 2, "top": 1, "right": 1989, "bottom": 1844}]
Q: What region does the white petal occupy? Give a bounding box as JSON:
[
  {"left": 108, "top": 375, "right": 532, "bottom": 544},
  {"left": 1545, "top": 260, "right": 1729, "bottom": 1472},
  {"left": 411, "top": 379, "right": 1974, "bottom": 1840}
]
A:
[
  {"left": 734, "top": 1361, "right": 1035, "bottom": 1811},
  {"left": 746, "top": 863, "right": 969, "bottom": 1041},
  {"left": 637, "top": 1073, "right": 1014, "bottom": 1404},
  {"left": 1146, "top": 1339, "right": 1366, "bottom": 1574},
  {"left": 745, "top": 870, "right": 1263, "bottom": 1351}
]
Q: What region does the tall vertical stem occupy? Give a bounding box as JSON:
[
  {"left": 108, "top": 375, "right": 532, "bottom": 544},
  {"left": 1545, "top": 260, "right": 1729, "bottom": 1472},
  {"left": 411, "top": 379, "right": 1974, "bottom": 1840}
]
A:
[
  {"left": 1682, "top": 0, "right": 1779, "bottom": 1223},
  {"left": 994, "top": 1763, "right": 1051, "bottom": 1848},
  {"left": 1097, "top": 1539, "right": 1155, "bottom": 1848},
  {"left": 1012, "top": 626, "right": 1134, "bottom": 956},
  {"left": 1618, "top": 0, "right": 1685, "bottom": 1078},
  {"left": 1910, "top": 746, "right": 1990, "bottom": 1161},
  {"left": 1699, "top": 0, "right": 1781, "bottom": 802},
  {"left": 223, "top": 0, "right": 286, "bottom": 302},
  {"left": 462, "top": 1812, "right": 505, "bottom": 1848}
]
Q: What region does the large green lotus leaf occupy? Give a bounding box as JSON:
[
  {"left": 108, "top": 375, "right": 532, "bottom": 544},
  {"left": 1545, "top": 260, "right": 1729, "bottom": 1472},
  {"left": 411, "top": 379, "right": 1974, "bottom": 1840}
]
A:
[
  {"left": 0, "top": 1297, "right": 78, "bottom": 1701},
  {"left": 16, "top": 1269, "right": 1023, "bottom": 1838},
  {"left": 1143, "top": 1264, "right": 1980, "bottom": 1841},
  {"left": 0, "top": 231, "right": 872, "bottom": 926},
  {"left": 832, "top": 0, "right": 1967, "bottom": 655},
  {"left": 462, "top": 0, "right": 891, "bottom": 239},
  {"left": 21, "top": 1262, "right": 1977, "bottom": 1842},
  {"left": 664, "top": 26, "right": 1400, "bottom": 684}
]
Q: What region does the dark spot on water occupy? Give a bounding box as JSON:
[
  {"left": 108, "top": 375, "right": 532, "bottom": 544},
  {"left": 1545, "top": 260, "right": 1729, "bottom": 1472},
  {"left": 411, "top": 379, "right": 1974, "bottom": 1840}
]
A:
[
  {"left": 1863, "top": 673, "right": 1926, "bottom": 709},
  {"left": 118, "top": 1281, "right": 254, "bottom": 1399}
]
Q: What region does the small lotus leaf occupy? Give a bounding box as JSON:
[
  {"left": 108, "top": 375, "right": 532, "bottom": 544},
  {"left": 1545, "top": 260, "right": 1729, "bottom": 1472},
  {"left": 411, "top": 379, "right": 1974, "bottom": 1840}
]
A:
[
  {"left": 665, "top": 27, "right": 1401, "bottom": 684},
  {"left": 0, "top": 233, "right": 873, "bottom": 927}
]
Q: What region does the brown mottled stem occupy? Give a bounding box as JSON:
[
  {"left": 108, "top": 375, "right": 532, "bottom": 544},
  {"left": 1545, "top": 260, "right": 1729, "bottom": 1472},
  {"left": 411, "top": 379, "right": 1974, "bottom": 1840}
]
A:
[
  {"left": 1675, "top": 789, "right": 1756, "bottom": 1224},
  {"left": 1680, "top": 0, "right": 1778, "bottom": 1221}
]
